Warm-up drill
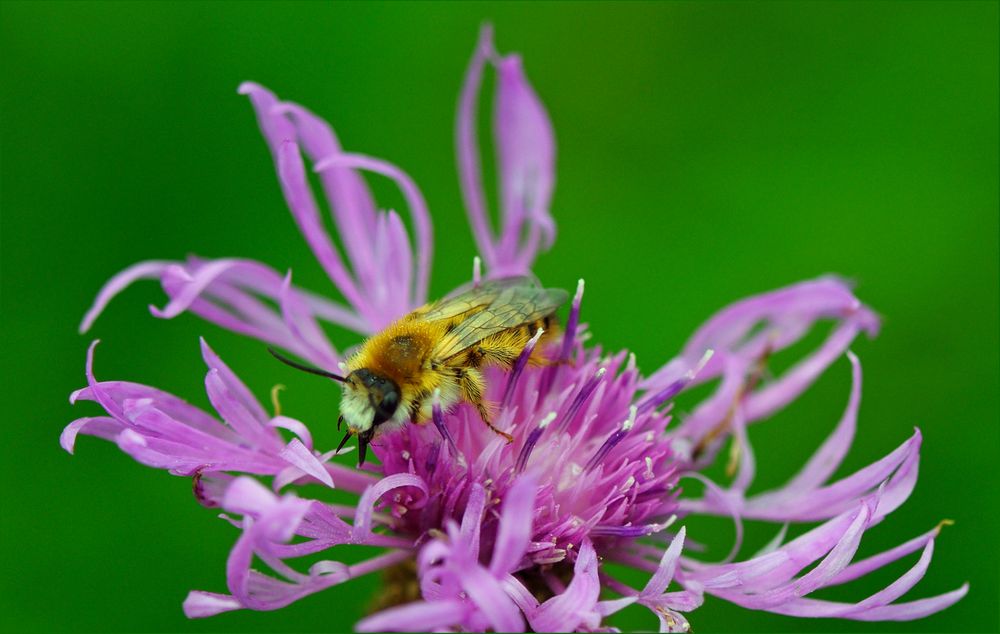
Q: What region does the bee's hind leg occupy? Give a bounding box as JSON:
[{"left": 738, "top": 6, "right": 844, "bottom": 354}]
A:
[
  {"left": 457, "top": 367, "right": 513, "bottom": 443},
  {"left": 477, "top": 402, "right": 513, "bottom": 444}
]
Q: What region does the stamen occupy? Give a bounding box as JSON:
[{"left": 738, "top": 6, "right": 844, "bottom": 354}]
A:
[
  {"left": 636, "top": 349, "right": 714, "bottom": 415},
  {"left": 472, "top": 256, "right": 482, "bottom": 286},
  {"left": 503, "top": 328, "right": 545, "bottom": 407},
  {"left": 936, "top": 518, "right": 955, "bottom": 533},
  {"left": 269, "top": 384, "right": 286, "bottom": 417},
  {"left": 431, "top": 389, "right": 458, "bottom": 456},
  {"left": 427, "top": 528, "right": 448, "bottom": 543},
  {"left": 590, "top": 519, "right": 672, "bottom": 537},
  {"left": 515, "top": 411, "right": 557, "bottom": 473},
  {"left": 559, "top": 279, "right": 585, "bottom": 361},
  {"left": 553, "top": 367, "right": 606, "bottom": 435},
  {"left": 584, "top": 406, "right": 637, "bottom": 473},
  {"left": 725, "top": 432, "right": 742, "bottom": 478},
  {"left": 425, "top": 442, "right": 441, "bottom": 475}
]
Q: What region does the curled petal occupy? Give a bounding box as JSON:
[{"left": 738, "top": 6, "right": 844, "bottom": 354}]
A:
[
  {"left": 494, "top": 53, "right": 556, "bottom": 270},
  {"left": 687, "top": 493, "right": 881, "bottom": 593},
  {"left": 313, "top": 152, "right": 432, "bottom": 310},
  {"left": 193, "top": 471, "right": 233, "bottom": 508},
  {"left": 777, "top": 350, "right": 862, "bottom": 494},
  {"left": 831, "top": 521, "right": 950, "bottom": 586},
  {"left": 222, "top": 476, "right": 289, "bottom": 521},
  {"left": 269, "top": 415, "right": 313, "bottom": 450},
  {"left": 65, "top": 339, "right": 347, "bottom": 482},
  {"left": 456, "top": 25, "right": 556, "bottom": 277},
  {"left": 839, "top": 584, "right": 968, "bottom": 621},
  {"left": 60, "top": 416, "right": 122, "bottom": 454},
  {"left": 240, "top": 82, "right": 369, "bottom": 315},
  {"left": 740, "top": 431, "right": 921, "bottom": 522},
  {"left": 457, "top": 25, "right": 498, "bottom": 266},
  {"left": 353, "top": 473, "right": 429, "bottom": 542},
  {"left": 681, "top": 277, "right": 879, "bottom": 367},
  {"left": 84, "top": 255, "right": 355, "bottom": 367},
  {"left": 770, "top": 539, "right": 937, "bottom": 618},
  {"left": 79, "top": 260, "right": 172, "bottom": 333},
  {"left": 271, "top": 99, "right": 380, "bottom": 279},
  {"left": 643, "top": 278, "right": 878, "bottom": 449}
]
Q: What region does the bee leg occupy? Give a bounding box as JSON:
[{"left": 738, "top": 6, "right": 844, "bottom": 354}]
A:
[
  {"left": 527, "top": 353, "right": 563, "bottom": 368},
  {"left": 477, "top": 402, "right": 513, "bottom": 444},
  {"left": 457, "top": 367, "right": 513, "bottom": 443}
]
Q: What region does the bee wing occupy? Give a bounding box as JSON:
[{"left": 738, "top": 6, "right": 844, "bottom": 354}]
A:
[
  {"left": 431, "top": 284, "right": 569, "bottom": 361},
  {"left": 415, "top": 276, "right": 537, "bottom": 323}
]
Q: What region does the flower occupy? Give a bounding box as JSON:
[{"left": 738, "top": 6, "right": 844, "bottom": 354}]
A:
[{"left": 66, "top": 25, "right": 966, "bottom": 632}]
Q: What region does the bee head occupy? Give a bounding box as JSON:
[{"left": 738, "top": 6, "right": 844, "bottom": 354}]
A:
[{"left": 339, "top": 368, "right": 401, "bottom": 434}]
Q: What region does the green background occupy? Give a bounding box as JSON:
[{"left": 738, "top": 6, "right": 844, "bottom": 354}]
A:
[{"left": 2, "top": 1, "right": 997, "bottom": 632}]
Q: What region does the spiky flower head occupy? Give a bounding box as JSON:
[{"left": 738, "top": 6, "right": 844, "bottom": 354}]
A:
[{"left": 65, "top": 26, "right": 965, "bottom": 632}]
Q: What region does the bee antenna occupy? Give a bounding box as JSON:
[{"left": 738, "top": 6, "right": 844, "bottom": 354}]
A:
[{"left": 267, "top": 348, "right": 348, "bottom": 383}]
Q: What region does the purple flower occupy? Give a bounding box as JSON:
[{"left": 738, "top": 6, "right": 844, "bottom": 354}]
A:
[{"left": 66, "top": 26, "right": 966, "bottom": 632}]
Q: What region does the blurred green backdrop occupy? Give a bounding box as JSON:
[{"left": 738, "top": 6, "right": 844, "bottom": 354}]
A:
[{"left": 2, "top": 1, "right": 997, "bottom": 632}]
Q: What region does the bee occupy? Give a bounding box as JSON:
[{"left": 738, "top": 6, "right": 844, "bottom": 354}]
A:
[{"left": 269, "top": 276, "right": 569, "bottom": 464}]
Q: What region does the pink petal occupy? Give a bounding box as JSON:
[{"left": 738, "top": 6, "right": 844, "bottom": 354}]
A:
[
  {"left": 357, "top": 599, "right": 469, "bottom": 632},
  {"left": 489, "top": 475, "right": 538, "bottom": 576},
  {"left": 494, "top": 53, "right": 556, "bottom": 267},
  {"left": 200, "top": 338, "right": 277, "bottom": 449},
  {"left": 275, "top": 140, "right": 369, "bottom": 316},
  {"left": 455, "top": 563, "right": 525, "bottom": 633},
  {"left": 79, "top": 260, "right": 172, "bottom": 333},
  {"left": 456, "top": 25, "right": 498, "bottom": 267},
  {"left": 770, "top": 539, "right": 936, "bottom": 618},
  {"left": 830, "top": 522, "right": 947, "bottom": 586},
  {"left": 60, "top": 416, "right": 122, "bottom": 454},
  {"left": 313, "top": 152, "right": 432, "bottom": 309},
  {"left": 742, "top": 431, "right": 921, "bottom": 521},
  {"left": 277, "top": 438, "right": 333, "bottom": 488},
  {"left": 278, "top": 272, "right": 340, "bottom": 370},
  {"left": 773, "top": 351, "right": 862, "bottom": 494},
  {"left": 529, "top": 539, "right": 601, "bottom": 632},
  {"left": 182, "top": 591, "right": 242, "bottom": 618},
  {"left": 846, "top": 584, "right": 968, "bottom": 621},
  {"left": 352, "top": 473, "right": 429, "bottom": 542},
  {"left": 272, "top": 100, "right": 379, "bottom": 276},
  {"left": 221, "top": 475, "right": 279, "bottom": 517},
  {"left": 458, "top": 482, "right": 487, "bottom": 563},
  {"left": 268, "top": 415, "right": 314, "bottom": 450},
  {"left": 642, "top": 527, "right": 686, "bottom": 598}
]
